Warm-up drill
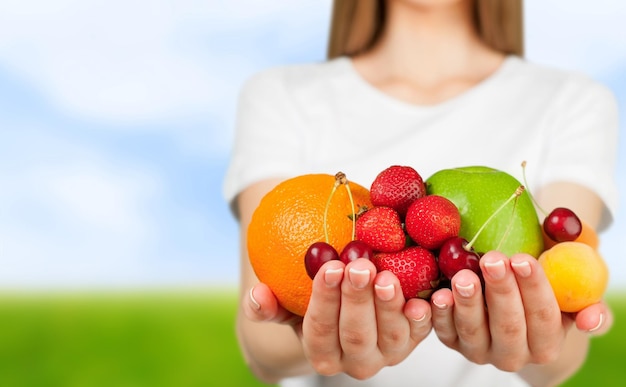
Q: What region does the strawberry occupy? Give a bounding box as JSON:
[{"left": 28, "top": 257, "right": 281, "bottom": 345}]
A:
[
  {"left": 370, "top": 165, "right": 426, "bottom": 217},
  {"left": 355, "top": 206, "right": 405, "bottom": 253},
  {"left": 405, "top": 195, "right": 461, "bottom": 250},
  {"left": 372, "top": 246, "right": 440, "bottom": 300}
]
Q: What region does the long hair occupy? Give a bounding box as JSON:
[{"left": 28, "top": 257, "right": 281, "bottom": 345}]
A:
[{"left": 327, "top": 0, "right": 524, "bottom": 59}]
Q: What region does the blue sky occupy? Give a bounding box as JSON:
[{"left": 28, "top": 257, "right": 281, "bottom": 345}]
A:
[{"left": 0, "top": 0, "right": 624, "bottom": 290}]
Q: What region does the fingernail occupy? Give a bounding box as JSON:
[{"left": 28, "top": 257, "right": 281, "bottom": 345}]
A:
[
  {"left": 349, "top": 267, "right": 370, "bottom": 289},
  {"left": 412, "top": 313, "right": 427, "bottom": 323},
  {"left": 484, "top": 259, "right": 506, "bottom": 280},
  {"left": 589, "top": 313, "right": 604, "bottom": 333},
  {"left": 324, "top": 268, "right": 344, "bottom": 287},
  {"left": 249, "top": 288, "right": 260, "bottom": 310},
  {"left": 454, "top": 282, "right": 475, "bottom": 298},
  {"left": 511, "top": 261, "right": 532, "bottom": 278},
  {"left": 432, "top": 298, "right": 448, "bottom": 310},
  {"left": 374, "top": 283, "right": 395, "bottom": 301}
]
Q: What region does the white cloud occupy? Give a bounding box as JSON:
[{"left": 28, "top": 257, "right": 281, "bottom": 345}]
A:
[
  {"left": 40, "top": 165, "right": 152, "bottom": 235},
  {"left": 0, "top": 0, "right": 207, "bottom": 121},
  {"left": 0, "top": 128, "right": 163, "bottom": 287},
  {"left": 0, "top": 0, "right": 332, "bottom": 158}
]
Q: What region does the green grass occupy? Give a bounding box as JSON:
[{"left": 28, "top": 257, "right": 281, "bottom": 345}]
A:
[
  {"left": 0, "top": 289, "right": 624, "bottom": 387},
  {"left": 561, "top": 292, "right": 626, "bottom": 386},
  {"left": 0, "top": 289, "right": 272, "bottom": 387}
]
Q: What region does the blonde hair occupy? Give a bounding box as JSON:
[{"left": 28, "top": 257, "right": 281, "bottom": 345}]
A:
[{"left": 327, "top": 0, "right": 524, "bottom": 59}]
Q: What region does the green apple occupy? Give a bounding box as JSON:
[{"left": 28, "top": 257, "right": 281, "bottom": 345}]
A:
[{"left": 426, "top": 166, "right": 544, "bottom": 257}]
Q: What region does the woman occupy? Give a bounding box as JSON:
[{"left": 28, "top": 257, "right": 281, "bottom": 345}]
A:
[{"left": 223, "top": 0, "right": 618, "bottom": 386}]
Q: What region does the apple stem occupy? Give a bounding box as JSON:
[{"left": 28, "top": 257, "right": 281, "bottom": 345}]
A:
[
  {"left": 465, "top": 185, "right": 525, "bottom": 251},
  {"left": 521, "top": 161, "right": 548, "bottom": 216}
]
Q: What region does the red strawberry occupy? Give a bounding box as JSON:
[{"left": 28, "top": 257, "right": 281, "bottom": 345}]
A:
[
  {"left": 372, "top": 246, "right": 440, "bottom": 300},
  {"left": 370, "top": 165, "right": 426, "bottom": 217},
  {"left": 355, "top": 206, "right": 405, "bottom": 253},
  {"left": 405, "top": 195, "right": 461, "bottom": 250}
]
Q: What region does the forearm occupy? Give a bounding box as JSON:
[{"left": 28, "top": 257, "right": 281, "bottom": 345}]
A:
[
  {"left": 517, "top": 327, "right": 589, "bottom": 387},
  {"left": 236, "top": 307, "right": 313, "bottom": 383},
  {"left": 234, "top": 180, "right": 315, "bottom": 382}
]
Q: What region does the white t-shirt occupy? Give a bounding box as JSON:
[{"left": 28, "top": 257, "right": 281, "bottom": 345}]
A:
[{"left": 223, "top": 56, "right": 619, "bottom": 386}]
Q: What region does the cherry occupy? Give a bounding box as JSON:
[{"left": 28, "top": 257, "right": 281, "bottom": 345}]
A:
[
  {"left": 521, "top": 161, "right": 583, "bottom": 244},
  {"left": 437, "top": 236, "right": 481, "bottom": 280},
  {"left": 544, "top": 207, "right": 582, "bottom": 242},
  {"left": 304, "top": 241, "right": 339, "bottom": 279},
  {"left": 339, "top": 240, "right": 374, "bottom": 264},
  {"left": 437, "top": 185, "right": 524, "bottom": 280}
]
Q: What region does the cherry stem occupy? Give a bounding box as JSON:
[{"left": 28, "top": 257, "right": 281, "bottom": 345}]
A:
[
  {"left": 324, "top": 172, "right": 356, "bottom": 244},
  {"left": 345, "top": 182, "right": 356, "bottom": 241},
  {"left": 521, "top": 161, "right": 548, "bottom": 216},
  {"left": 496, "top": 194, "right": 520, "bottom": 251},
  {"left": 323, "top": 176, "right": 341, "bottom": 244},
  {"left": 334, "top": 172, "right": 357, "bottom": 241},
  {"left": 466, "top": 185, "right": 525, "bottom": 251}
]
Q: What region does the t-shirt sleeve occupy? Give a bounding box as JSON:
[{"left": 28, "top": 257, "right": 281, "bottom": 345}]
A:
[
  {"left": 539, "top": 74, "right": 620, "bottom": 231},
  {"left": 222, "top": 68, "right": 305, "bottom": 213}
]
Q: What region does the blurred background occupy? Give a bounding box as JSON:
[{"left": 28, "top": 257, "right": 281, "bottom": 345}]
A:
[{"left": 0, "top": 0, "right": 624, "bottom": 386}]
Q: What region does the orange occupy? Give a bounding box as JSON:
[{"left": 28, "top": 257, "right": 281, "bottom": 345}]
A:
[
  {"left": 247, "top": 173, "right": 372, "bottom": 316},
  {"left": 542, "top": 220, "right": 599, "bottom": 250},
  {"left": 538, "top": 241, "right": 609, "bottom": 312}
]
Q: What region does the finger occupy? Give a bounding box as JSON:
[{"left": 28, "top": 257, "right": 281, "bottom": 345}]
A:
[
  {"left": 302, "top": 259, "right": 345, "bottom": 374},
  {"left": 339, "top": 258, "right": 379, "bottom": 360},
  {"left": 575, "top": 301, "right": 613, "bottom": 336},
  {"left": 373, "top": 270, "right": 411, "bottom": 361},
  {"left": 450, "top": 269, "right": 490, "bottom": 360},
  {"left": 431, "top": 287, "right": 457, "bottom": 348},
  {"left": 403, "top": 297, "right": 433, "bottom": 344},
  {"left": 245, "top": 283, "right": 302, "bottom": 326},
  {"left": 480, "top": 251, "right": 528, "bottom": 368},
  {"left": 510, "top": 253, "right": 563, "bottom": 361}
]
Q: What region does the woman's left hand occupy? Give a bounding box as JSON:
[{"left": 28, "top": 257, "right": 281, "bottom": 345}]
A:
[{"left": 430, "top": 250, "right": 611, "bottom": 371}]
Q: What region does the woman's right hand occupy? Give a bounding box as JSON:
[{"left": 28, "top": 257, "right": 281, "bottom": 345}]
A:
[{"left": 244, "top": 258, "right": 433, "bottom": 380}]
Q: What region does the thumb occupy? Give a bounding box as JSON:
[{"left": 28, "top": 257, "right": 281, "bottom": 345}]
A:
[
  {"left": 244, "top": 283, "right": 302, "bottom": 326},
  {"left": 574, "top": 301, "right": 613, "bottom": 336}
]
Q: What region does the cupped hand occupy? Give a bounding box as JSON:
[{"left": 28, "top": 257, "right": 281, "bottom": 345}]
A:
[
  {"left": 430, "top": 251, "right": 611, "bottom": 372},
  {"left": 245, "top": 258, "right": 433, "bottom": 380},
  {"left": 302, "top": 258, "right": 432, "bottom": 379},
  {"left": 244, "top": 259, "right": 432, "bottom": 379}
]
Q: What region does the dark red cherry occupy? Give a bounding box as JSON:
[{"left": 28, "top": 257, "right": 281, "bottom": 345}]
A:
[
  {"left": 339, "top": 240, "right": 374, "bottom": 264},
  {"left": 437, "top": 237, "right": 481, "bottom": 280},
  {"left": 543, "top": 207, "right": 582, "bottom": 243},
  {"left": 304, "top": 242, "right": 339, "bottom": 279}
]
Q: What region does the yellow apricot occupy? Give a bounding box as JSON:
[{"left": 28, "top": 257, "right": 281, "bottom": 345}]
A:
[{"left": 538, "top": 241, "right": 608, "bottom": 313}]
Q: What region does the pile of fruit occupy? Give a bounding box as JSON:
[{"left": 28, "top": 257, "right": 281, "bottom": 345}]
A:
[{"left": 247, "top": 164, "right": 608, "bottom": 316}]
